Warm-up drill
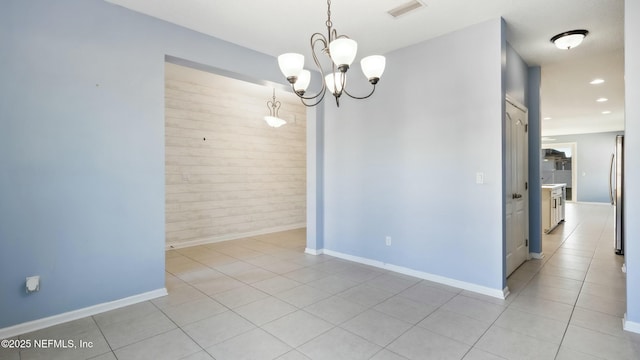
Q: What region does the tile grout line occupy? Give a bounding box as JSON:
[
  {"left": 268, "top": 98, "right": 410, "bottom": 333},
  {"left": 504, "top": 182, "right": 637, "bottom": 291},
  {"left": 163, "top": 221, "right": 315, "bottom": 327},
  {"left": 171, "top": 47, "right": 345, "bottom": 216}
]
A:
[
  {"left": 164, "top": 238, "right": 300, "bottom": 357},
  {"left": 490, "top": 204, "right": 589, "bottom": 360},
  {"left": 152, "top": 297, "right": 214, "bottom": 360},
  {"left": 89, "top": 315, "right": 117, "bottom": 360},
  {"left": 552, "top": 205, "right": 615, "bottom": 360},
  {"left": 168, "top": 236, "right": 390, "bottom": 358},
  {"left": 171, "top": 238, "right": 526, "bottom": 360},
  {"left": 551, "top": 260, "right": 590, "bottom": 360},
  {"left": 552, "top": 212, "right": 629, "bottom": 354}
]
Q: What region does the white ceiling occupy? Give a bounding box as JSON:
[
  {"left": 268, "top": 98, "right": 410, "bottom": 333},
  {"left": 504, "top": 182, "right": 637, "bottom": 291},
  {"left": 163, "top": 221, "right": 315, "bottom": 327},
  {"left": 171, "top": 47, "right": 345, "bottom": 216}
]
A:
[{"left": 106, "top": 0, "right": 625, "bottom": 136}]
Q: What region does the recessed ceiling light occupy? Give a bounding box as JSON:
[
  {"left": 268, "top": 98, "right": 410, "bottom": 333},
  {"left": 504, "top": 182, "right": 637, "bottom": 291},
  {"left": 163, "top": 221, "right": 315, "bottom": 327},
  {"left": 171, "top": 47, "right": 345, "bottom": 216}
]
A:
[
  {"left": 550, "top": 29, "right": 589, "bottom": 50},
  {"left": 590, "top": 79, "right": 605, "bottom": 85},
  {"left": 596, "top": 98, "right": 608, "bottom": 102},
  {"left": 543, "top": 117, "right": 552, "bottom": 120},
  {"left": 602, "top": 111, "right": 612, "bottom": 114}
]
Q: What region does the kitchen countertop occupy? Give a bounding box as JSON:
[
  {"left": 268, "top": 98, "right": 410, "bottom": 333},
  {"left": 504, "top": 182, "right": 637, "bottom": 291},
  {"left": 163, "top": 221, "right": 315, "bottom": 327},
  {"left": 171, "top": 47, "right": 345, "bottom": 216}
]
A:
[{"left": 542, "top": 183, "right": 566, "bottom": 189}]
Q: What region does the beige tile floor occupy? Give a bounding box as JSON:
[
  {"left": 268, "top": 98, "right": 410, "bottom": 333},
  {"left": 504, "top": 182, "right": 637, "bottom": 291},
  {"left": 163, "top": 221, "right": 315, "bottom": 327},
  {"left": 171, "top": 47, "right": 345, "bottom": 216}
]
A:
[{"left": 2, "top": 203, "right": 640, "bottom": 359}]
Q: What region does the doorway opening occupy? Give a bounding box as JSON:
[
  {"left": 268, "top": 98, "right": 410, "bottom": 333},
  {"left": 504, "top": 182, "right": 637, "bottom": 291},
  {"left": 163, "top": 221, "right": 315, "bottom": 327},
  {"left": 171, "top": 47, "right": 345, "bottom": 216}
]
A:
[
  {"left": 541, "top": 142, "right": 577, "bottom": 201},
  {"left": 163, "top": 58, "right": 307, "bottom": 250}
]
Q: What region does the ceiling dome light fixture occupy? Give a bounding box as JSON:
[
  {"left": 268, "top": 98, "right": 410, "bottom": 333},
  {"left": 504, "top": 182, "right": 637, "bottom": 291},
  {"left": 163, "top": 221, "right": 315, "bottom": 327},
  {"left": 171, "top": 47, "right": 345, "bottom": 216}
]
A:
[
  {"left": 277, "top": 0, "right": 386, "bottom": 107},
  {"left": 264, "top": 89, "right": 286, "bottom": 128},
  {"left": 550, "top": 29, "right": 589, "bottom": 50}
]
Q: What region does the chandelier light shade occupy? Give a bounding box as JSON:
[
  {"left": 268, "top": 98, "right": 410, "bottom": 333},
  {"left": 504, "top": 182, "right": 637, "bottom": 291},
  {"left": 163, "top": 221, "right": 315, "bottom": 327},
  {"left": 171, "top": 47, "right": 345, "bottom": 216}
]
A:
[
  {"left": 329, "top": 38, "right": 358, "bottom": 69},
  {"left": 325, "top": 72, "right": 345, "bottom": 96},
  {"left": 361, "top": 55, "right": 386, "bottom": 83},
  {"left": 264, "top": 89, "right": 286, "bottom": 128},
  {"left": 278, "top": 53, "right": 305, "bottom": 81},
  {"left": 264, "top": 115, "right": 286, "bottom": 128},
  {"left": 277, "top": 0, "right": 386, "bottom": 107},
  {"left": 550, "top": 29, "right": 589, "bottom": 50},
  {"left": 294, "top": 70, "right": 311, "bottom": 95}
]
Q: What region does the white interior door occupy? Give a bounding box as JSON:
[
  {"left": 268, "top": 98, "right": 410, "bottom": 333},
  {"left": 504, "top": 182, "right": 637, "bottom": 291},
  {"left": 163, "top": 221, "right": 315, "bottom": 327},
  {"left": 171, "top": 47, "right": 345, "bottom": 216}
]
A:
[{"left": 506, "top": 99, "right": 529, "bottom": 276}]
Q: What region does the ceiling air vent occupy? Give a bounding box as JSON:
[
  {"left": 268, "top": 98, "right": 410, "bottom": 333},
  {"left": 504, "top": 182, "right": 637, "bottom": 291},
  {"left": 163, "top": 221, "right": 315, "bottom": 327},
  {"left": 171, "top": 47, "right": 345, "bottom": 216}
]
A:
[{"left": 387, "top": 0, "right": 425, "bottom": 18}]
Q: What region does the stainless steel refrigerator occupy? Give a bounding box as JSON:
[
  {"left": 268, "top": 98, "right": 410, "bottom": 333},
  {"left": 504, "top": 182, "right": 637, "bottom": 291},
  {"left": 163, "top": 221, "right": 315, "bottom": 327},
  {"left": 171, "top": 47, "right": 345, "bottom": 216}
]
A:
[{"left": 609, "top": 135, "right": 624, "bottom": 255}]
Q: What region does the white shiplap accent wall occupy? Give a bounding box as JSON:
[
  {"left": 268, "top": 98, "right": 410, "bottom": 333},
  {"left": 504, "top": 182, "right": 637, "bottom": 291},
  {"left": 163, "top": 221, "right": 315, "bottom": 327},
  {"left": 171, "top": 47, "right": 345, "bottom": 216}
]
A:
[{"left": 165, "top": 63, "right": 306, "bottom": 248}]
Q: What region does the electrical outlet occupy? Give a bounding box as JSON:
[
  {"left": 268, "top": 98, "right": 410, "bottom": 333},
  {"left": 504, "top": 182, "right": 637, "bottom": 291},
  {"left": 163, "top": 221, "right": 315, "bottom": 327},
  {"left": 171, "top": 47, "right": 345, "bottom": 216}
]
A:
[
  {"left": 385, "top": 236, "right": 392, "bottom": 246},
  {"left": 26, "top": 276, "right": 40, "bottom": 293}
]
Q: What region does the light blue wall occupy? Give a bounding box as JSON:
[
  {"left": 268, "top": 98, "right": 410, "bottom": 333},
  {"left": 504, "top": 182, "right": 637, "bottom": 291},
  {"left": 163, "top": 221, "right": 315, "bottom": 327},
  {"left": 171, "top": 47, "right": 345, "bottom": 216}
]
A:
[
  {"left": 307, "top": 105, "right": 325, "bottom": 251},
  {"left": 0, "top": 0, "right": 287, "bottom": 328},
  {"left": 319, "top": 19, "right": 505, "bottom": 291},
  {"left": 505, "top": 42, "right": 545, "bottom": 256},
  {"left": 506, "top": 42, "right": 528, "bottom": 105},
  {"left": 543, "top": 131, "right": 623, "bottom": 203},
  {"left": 625, "top": 0, "right": 640, "bottom": 328},
  {"left": 527, "top": 67, "right": 543, "bottom": 255}
]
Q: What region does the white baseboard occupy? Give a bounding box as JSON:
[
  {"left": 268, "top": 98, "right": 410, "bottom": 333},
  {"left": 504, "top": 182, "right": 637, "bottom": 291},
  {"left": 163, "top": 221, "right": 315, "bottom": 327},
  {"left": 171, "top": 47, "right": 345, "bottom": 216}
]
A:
[
  {"left": 309, "top": 248, "right": 506, "bottom": 299},
  {"left": 0, "top": 288, "right": 167, "bottom": 339},
  {"left": 502, "top": 286, "right": 511, "bottom": 299},
  {"left": 166, "top": 224, "right": 306, "bottom": 250},
  {"left": 304, "top": 248, "right": 323, "bottom": 255},
  {"left": 623, "top": 313, "right": 640, "bottom": 334},
  {"left": 530, "top": 252, "right": 545, "bottom": 259}
]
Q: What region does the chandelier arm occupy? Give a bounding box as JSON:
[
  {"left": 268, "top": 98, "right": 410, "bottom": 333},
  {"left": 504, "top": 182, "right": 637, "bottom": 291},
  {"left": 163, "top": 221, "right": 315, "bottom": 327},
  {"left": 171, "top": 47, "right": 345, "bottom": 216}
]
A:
[
  {"left": 330, "top": 29, "right": 351, "bottom": 42},
  {"left": 274, "top": 100, "right": 281, "bottom": 117},
  {"left": 310, "top": 33, "right": 329, "bottom": 97},
  {"left": 299, "top": 89, "right": 328, "bottom": 107},
  {"left": 343, "top": 84, "right": 377, "bottom": 100},
  {"left": 266, "top": 100, "right": 273, "bottom": 115},
  {"left": 288, "top": 82, "right": 322, "bottom": 103},
  {"left": 311, "top": 32, "right": 328, "bottom": 50},
  {"left": 290, "top": 79, "right": 328, "bottom": 107},
  {"left": 291, "top": 33, "right": 329, "bottom": 102}
]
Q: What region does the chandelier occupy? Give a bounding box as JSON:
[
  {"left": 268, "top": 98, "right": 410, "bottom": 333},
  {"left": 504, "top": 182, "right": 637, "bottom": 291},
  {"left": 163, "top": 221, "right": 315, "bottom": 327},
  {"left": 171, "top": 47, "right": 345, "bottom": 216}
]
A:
[
  {"left": 264, "top": 89, "right": 287, "bottom": 128},
  {"left": 277, "top": 0, "right": 386, "bottom": 107}
]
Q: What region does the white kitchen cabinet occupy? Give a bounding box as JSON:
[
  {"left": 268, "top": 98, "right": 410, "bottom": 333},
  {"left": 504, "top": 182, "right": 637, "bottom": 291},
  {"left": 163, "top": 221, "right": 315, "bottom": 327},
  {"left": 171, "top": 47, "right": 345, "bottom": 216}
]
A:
[{"left": 542, "top": 184, "right": 566, "bottom": 233}]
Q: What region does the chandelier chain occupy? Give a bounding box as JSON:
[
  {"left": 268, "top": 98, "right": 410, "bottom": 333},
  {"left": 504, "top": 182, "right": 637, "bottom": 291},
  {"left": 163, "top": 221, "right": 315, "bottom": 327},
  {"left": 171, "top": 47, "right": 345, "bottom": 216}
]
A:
[{"left": 325, "top": 0, "right": 332, "bottom": 29}]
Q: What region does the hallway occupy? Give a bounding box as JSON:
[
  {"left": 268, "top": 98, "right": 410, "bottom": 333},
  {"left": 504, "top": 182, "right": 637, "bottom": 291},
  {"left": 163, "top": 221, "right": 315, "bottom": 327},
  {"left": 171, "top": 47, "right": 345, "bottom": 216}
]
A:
[{"left": 506, "top": 202, "right": 638, "bottom": 358}]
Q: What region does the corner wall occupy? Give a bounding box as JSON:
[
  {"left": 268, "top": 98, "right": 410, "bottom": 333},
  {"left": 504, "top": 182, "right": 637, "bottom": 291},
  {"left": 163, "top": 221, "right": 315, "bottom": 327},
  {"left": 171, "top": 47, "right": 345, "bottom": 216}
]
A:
[
  {"left": 319, "top": 19, "right": 506, "bottom": 293},
  {"left": 506, "top": 42, "right": 543, "bottom": 257},
  {"left": 0, "top": 0, "right": 289, "bottom": 330},
  {"left": 527, "top": 67, "right": 543, "bottom": 255}
]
